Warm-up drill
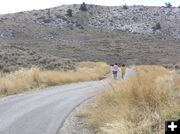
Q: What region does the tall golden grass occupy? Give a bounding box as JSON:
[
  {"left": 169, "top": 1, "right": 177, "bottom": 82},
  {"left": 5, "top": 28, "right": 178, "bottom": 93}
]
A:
[
  {"left": 0, "top": 62, "right": 110, "bottom": 96},
  {"left": 85, "top": 65, "right": 180, "bottom": 134}
]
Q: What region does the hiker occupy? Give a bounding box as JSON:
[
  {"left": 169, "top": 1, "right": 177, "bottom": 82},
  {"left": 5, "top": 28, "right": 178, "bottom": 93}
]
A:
[
  {"left": 121, "top": 64, "right": 126, "bottom": 79},
  {"left": 112, "top": 63, "right": 119, "bottom": 79}
]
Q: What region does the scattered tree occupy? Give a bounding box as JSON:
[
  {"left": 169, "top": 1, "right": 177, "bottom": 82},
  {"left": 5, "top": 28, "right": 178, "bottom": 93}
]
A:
[
  {"left": 67, "top": 9, "right": 73, "bottom": 17},
  {"left": 152, "top": 22, "right": 161, "bottom": 31},
  {"left": 80, "top": 2, "right": 88, "bottom": 11},
  {"left": 123, "top": 4, "right": 128, "bottom": 9},
  {"left": 165, "top": 2, "right": 172, "bottom": 8},
  {"left": 33, "top": 13, "right": 38, "bottom": 16},
  {"left": 156, "top": 23, "right": 161, "bottom": 29},
  {"left": 47, "top": 9, "right": 51, "bottom": 18}
]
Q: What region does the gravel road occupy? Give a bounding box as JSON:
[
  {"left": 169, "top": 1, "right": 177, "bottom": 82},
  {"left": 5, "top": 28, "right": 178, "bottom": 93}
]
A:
[{"left": 0, "top": 80, "right": 108, "bottom": 134}]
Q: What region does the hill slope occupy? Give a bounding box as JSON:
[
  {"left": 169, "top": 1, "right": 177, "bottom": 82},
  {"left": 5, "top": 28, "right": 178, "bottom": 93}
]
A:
[{"left": 0, "top": 4, "right": 179, "bottom": 72}]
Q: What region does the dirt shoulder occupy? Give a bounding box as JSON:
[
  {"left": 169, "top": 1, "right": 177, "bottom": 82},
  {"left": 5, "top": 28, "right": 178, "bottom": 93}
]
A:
[{"left": 58, "top": 99, "right": 97, "bottom": 134}]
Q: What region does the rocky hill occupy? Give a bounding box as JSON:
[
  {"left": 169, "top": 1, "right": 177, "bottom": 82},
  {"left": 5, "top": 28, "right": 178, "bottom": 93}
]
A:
[{"left": 0, "top": 4, "right": 180, "bottom": 72}]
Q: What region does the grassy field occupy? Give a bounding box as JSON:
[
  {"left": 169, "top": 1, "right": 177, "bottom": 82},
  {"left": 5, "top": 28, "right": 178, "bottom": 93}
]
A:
[
  {"left": 84, "top": 65, "right": 180, "bottom": 134},
  {"left": 0, "top": 62, "right": 110, "bottom": 96}
]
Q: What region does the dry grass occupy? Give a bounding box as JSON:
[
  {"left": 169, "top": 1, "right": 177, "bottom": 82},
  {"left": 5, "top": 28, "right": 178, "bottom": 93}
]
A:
[
  {"left": 0, "top": 62, "right": 110, "bottom": 96},
  {"left": 84, "top": 65, "right": 180, "bottom": 134}
]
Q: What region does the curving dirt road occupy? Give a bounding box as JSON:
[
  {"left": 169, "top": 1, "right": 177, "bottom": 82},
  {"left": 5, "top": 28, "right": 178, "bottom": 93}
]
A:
[{"left": 0, "top": 80, "right": 108, "bottom": 134}]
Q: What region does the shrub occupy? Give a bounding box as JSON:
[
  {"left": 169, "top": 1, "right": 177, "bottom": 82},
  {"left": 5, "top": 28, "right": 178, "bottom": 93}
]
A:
[
  {"left": 80, "top": 2, "right": 88, "bottom": 11},
  {"left": 165, "top": 2, "right": 172, "bottom": 8},
  {"left": 37, "top": 16, "right": 46, "bottom": 20},
  {"left": 152, "top": 22, "right": 161, "bottom": 31},
  {"left": 155, "top": 23, "right": 161, "bottom": 29},
  {"left": 33, "top": 13, "right": 38, "bottom": 16},
  {"left": 47, "top": 9, "right": 51, "bottom": 18},
  {"left": 123, "top": 4, "right": 128, "bottom": 9},
  {"left": 67, "top": 9, "right": 73, "bottom": 17},
  {"left": 0, "top": 64, "right": 3, "bottom": 70},
  {"left": 55, "top": 14, "right": 62, "bottom": 19},
  {"left": 43, "top": 19, "right": 51, "bottom": 23},
  {"left": 75, "top": 22, "right": 81, "bottom": 27},
  {"left": 3, "top": 68, "right": 10, "bottom": 73}
]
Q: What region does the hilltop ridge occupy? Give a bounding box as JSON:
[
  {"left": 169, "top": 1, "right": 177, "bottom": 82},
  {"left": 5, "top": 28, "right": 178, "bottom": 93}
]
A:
[{"left": 1, "top": 4, "right": 179, "bottom": 39}]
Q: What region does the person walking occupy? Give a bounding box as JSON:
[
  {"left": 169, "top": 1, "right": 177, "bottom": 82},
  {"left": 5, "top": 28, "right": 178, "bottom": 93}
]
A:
[
  {"left": 121, "top": 64, "right": 126, "bottom": 79},
  {"left": 112, "top": 63, "right": 119, "bottom": 79}
]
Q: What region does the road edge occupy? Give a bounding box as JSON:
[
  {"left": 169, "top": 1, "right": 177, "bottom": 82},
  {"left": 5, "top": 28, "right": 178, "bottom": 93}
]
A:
[{"left": 58, "top": 97, "right": 97, "bottom": 134}]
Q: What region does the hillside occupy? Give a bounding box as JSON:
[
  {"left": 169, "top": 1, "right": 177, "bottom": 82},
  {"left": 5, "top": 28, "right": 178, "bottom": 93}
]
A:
[{"left": 0, "top": 4, "right": 180, "bottom": 72}]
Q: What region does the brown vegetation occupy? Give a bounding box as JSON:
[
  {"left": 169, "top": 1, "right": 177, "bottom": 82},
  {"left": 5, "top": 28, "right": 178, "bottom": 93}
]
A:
[
  {"left": 0, "top": 62, "right": 110, "bottom": 96},
  {"left": 84, "top": 65, "right": 180, "bottom": 134}
]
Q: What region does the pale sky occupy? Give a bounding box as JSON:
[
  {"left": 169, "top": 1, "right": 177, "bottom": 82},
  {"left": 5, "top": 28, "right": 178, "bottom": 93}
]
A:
[{"left": 0, "top": 0, "right": 180, "bottom": 14}]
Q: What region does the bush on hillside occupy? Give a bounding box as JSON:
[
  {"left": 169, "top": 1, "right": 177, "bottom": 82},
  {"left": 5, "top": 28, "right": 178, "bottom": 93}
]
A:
[
  {"left": 123, "top": 4, "right": 128, "bottom": 9},
  {"left": 37, "top": 16, "right": 46, "bottom": 20},
  {"left": 80, "top": 2, "right": 88, "bottom": 11},
  {"left": 152, "top": 22, "right": 161, "bottom": 31},
  {"left": 33, "top": 13, "right": 38, "bottom": 16},
  {"left": 47, "top": 9, "right": 51, "bottom": 18},
  {"left": 165, "top": 2, "right": 172, "bottom": 8},
  {"left": 67, "top": 9, "right": 73, "bottom": 17},
  {"left": 43, "top": 19, "right": 51, "bottom": 23}
]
